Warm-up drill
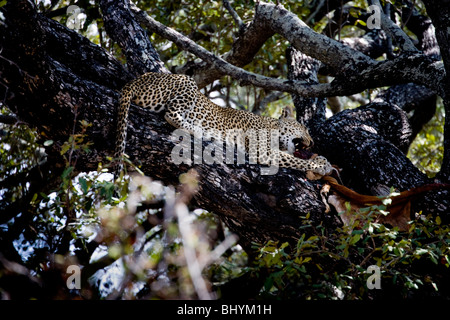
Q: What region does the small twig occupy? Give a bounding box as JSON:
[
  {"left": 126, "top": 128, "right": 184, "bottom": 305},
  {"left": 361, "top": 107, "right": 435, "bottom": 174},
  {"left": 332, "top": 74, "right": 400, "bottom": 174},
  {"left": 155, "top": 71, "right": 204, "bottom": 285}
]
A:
[
  {"left": 384, "top": 3, "right": 395, "bottom": 58},
  {"left": 258, "top": 91, "right": 285, "bottom": 111},
  {"left": 399, "top": 0, "right": 417, "bottom": 29},
  {"left": 222, "top": 0, "right": 245, "bottom": 32},
  {"left": 176, "top": 202, "right": 214, "bottom": 300},
  {"left": 198, "top": 234, "right": 238, "bottom": 270},
  {"left": 305, "top": 0, "right": 326, "bottom": 25},
  {"left": 0, "top": 52, "right": 38, "bottom": 81}
]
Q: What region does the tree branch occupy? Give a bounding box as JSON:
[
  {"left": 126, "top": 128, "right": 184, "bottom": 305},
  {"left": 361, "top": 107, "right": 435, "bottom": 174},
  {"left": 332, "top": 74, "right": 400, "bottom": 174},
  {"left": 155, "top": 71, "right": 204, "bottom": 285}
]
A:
[
  {"left": 132, "top": 1, "right": 445, "bottom": 98},
  {"left": 222, "top": 0, "right": 245, "bottom": 32},
  {"left": 98, "top": 0, "right": 168, "bottom": 76},
  {"left": 370, "top": 0, "right": 419, "bottom": 53},
  {"left": 402, "top": 0, "right": 440, "bottom": 59},
  {"left": 287, "top": 47, "right": 326, "bottom": 127},
  {"left": 374, "top": 84, "right": 436, "bottom": 141},
  {"left": 133, "top": 2, "right": 275, "bottom": 89}
]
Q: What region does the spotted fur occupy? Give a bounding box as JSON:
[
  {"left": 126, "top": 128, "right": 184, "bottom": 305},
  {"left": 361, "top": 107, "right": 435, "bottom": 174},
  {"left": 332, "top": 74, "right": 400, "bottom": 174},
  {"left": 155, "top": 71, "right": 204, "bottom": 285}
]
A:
[{"left": 114, "top": 72, "right": 332, "bottom": 178}]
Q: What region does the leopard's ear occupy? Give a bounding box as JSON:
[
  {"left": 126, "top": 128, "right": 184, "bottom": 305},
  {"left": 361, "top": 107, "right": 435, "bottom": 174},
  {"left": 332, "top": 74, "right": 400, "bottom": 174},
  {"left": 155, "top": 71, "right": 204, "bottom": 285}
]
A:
[{"left": 279, "top": 105, "right": 295, "bottom": 120}]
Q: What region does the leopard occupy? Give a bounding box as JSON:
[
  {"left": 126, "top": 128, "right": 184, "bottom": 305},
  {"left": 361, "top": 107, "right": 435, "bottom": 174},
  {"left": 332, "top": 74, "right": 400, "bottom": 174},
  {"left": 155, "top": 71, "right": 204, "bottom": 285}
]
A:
[{"left": 114, "top": 72, "right": 333, "bottom": 179}]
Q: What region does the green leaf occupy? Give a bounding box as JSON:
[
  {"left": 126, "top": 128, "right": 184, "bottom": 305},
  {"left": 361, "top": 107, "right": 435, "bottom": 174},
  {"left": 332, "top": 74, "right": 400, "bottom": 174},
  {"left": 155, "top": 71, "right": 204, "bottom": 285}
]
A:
[
  {"left": 30, "top": 193, "right": 38, "bottom": 203},
  {"left": 60, "top": 143, "right": 71, "bottom": 155},
  {"left": 415, "top": 248, "right": 428, "bottom": 255},
  {"left": 436, "top": 216, "right": 442, "bottom": 225},
  {"left": 264, "top": 277, "right": 274, "bottom": 292},
  {"left": 303, "top": 257, "right": 312, "bottom": 264},
  {"left": 349, "top": 234, "right": 360, "bottom": 245},
  {"left": 79, "top": 177, "right": 88, "bottom": 194},
  {"left": 43, "top": 140, "right": 53, "bottom": 146},
  {"left": 358, "top": 207, "right": 371, "bottom": 214},
  {"left": 61, "top": 166, "right": 74, "bottom": 179}
]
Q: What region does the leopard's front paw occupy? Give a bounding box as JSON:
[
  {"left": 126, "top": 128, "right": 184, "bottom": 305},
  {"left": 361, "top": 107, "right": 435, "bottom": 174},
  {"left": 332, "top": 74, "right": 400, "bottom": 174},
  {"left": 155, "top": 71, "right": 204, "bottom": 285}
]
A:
[{"left": 309, "top": 155, "right": 333, "bottom": 177}]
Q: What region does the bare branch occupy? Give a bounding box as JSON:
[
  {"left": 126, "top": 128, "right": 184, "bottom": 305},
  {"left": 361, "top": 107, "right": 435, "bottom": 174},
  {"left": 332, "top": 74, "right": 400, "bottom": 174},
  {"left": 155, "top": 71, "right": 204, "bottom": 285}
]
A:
[
  {"left": 305, "top": 0, "right": 326, "bottom": 25},
  {"left": 166, "top": 3, "right": 275, "bottom": 88},
  {"left": 402, "top": 1, "right": 440, "bottom": 59},
  {"left": 255, "top": 2, "right": 376, "bottom": 74},
  {"left": 132, "top": 1, "right": 444, "bottom": 98},
  {"left": 131, "top": 4, "right": 332, "bottom": 96},
  {"left": 370, "top": 0, "right": 419, "bottom": 53},
  {"left": 374, "top": 83, "right": 436, "bottom": 140},
  {"left": 222, "top": 0, "right": 245, "bottom": 32}
]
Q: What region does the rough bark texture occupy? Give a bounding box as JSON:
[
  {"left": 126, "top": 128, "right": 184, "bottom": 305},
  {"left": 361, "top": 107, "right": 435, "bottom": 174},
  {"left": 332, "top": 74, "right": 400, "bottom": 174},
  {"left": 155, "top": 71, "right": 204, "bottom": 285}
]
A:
[
  {"left": 422, "top": 0, "right": 450, "bottom": 182},
  {"left": 1, "top": 0, "right": 450, "bottom": 255},
  {"left": 99, "top": 0, "right": 168, "bottom": 75},
  {"left": 286, "top": 47, "right": 326, "bottom": 128}
]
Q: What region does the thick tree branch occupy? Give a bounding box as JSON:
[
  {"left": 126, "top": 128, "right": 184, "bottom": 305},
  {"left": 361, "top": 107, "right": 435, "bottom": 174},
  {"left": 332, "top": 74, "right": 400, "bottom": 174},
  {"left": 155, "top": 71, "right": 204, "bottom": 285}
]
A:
[
  {"left": 402, "top": 1, "right": 440, "bottom": 59},
  {"left": 340, "top": 30, "right": 388, "bottom": 59},
  {"left": 287, "top": 47, "right": 326, "bottom": 127},
  {"left": 374, "top": 84, "right": 436, "bottom": 141},
  {"left": 98, "top": 0, "right": 168, "bottom": 75},
  {"left": 132, "top": 2, "right": 275, "bottom": 89}
]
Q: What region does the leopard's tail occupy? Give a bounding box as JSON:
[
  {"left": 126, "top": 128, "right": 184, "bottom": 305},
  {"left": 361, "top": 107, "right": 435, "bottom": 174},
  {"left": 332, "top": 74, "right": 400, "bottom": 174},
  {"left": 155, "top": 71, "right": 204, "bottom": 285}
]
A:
[{"left": 113, "top": 83, "right": 133, "bottom": 177}]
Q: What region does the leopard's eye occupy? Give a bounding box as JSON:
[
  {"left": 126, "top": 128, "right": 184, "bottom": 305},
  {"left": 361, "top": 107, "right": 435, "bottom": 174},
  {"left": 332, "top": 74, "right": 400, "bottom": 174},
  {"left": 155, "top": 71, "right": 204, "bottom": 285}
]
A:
[
  {"left": 292, "top": 138, "right": 306, "bottom": 150},
  {"left": 293, "top": 138, "right": 313, "bottom": 150}
]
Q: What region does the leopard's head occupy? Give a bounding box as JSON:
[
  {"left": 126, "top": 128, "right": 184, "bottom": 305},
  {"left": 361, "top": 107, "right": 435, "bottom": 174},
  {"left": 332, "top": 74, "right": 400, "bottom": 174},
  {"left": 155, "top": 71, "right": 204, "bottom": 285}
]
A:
[{"left": 278, "top": 117, "right": 313, "bottom": 157}]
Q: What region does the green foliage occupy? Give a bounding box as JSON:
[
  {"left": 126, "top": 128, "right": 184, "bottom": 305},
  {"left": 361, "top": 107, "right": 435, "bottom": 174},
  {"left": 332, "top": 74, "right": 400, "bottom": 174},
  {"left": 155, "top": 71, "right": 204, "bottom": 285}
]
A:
[
  {"left": 248, "top": 207, "right": 450, "bottom": 299},
  {"left": 0, "top": 107, "right": 50, "bottom": 254},
  {"left": 408, "top": 100, "right": 445, "bottom": 177}
]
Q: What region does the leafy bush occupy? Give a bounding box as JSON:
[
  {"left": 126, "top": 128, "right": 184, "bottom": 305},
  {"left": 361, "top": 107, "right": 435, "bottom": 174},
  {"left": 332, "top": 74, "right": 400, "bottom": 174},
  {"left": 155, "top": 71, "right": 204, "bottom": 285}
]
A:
[{"left": 247, "top": 207, "right": 450, "bottom": 299}]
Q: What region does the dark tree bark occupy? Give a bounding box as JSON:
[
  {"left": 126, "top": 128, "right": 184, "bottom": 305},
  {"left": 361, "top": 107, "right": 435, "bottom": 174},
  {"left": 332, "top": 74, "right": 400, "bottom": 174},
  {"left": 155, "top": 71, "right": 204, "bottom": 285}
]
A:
[
  {"left": 1, "top": 0, "right": 449, "bottom": 258},
  {"left": 98, "top": 0, "right": 168, "bottom": 76},
  {"left": 287, "top": 47, "right": 326, "bottom": 128},
  {"left": 421, "top": 0, "right": 450, "bottom": 182}
]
